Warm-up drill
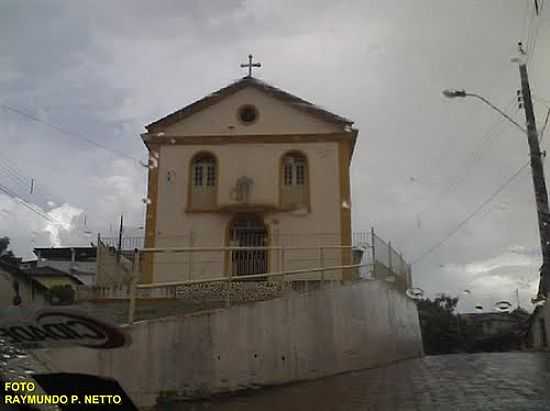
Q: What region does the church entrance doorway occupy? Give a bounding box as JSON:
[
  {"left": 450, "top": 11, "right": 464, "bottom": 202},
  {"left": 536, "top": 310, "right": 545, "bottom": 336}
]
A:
[{"left": 229, "top": 214, "right": 268, "bottom": 276}]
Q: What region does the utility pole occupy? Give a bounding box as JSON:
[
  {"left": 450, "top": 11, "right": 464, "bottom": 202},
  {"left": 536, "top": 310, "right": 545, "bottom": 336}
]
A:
[
  {"left": 117, "top": 214, "right": 123, "bottom": 262},
  {"left": 518, "top": 44, "right": 550, "bottom": 298}
]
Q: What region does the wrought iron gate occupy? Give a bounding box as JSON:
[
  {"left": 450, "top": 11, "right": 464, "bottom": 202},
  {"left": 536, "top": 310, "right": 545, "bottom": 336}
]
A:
[{"left": 229, "top": 215, "right": 268, "bottom": 276}]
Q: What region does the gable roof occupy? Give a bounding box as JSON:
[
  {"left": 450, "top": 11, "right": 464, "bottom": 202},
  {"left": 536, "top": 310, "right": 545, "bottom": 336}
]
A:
[{"left": 146, "top": 76, "right": 353, "bottom": 132}]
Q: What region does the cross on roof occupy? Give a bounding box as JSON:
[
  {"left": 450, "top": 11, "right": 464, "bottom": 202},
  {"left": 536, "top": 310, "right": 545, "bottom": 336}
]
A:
[{"left": 240, "top": 54, "right": 261, "bottom": 78}]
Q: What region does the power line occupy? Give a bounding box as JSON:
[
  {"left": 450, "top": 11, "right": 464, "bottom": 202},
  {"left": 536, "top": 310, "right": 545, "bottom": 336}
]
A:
[
  {"left": 403, "top": 97, "right": 519, "bottom": 248},
  {"left": 541, "top": 109, "right": 550, "bottom": 138},
  {"left": 526, "top": 0, "right": 544, "bottom": 64},
  {"left": 521, "top": 0, "right": 532, "bottom": 48},
  {"left": 0, "top": 103, "right": 144, "bottom": 165},
  {"left": 0, "top": 162, "right": 30, "bottom": 191},
  {"left": 0, "top": 155, "right": 57, "bottom": 208},
  {"left": 412, "top": 123, "right": 550, "bottom": 266},
  {"left": 411, "top": 161, "right": 530, "bottom": 265},
  {"left": 0, "top": 183, "right": 63, "bottom": 226}
]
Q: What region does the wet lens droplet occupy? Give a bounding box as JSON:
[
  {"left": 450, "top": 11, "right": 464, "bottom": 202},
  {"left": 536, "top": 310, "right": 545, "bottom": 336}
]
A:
[
  {"left": 406, "top": 288, "right": 424, "bottom": 300},
  {"left": 495, "top": 300, "right": 512, "bottom": 312}
]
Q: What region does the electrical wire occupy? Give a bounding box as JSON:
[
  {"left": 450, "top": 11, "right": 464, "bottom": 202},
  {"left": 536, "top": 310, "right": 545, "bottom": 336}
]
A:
[
  {"left": 412, "top": 116, "right": 550, "bottom": 266},
  {"left": 521, "top": 0, "right": 532, "bottom": 49},
  {"left": 411, "top": 161, "right": 531, "bottom": 265},
  {"left": 403, "top": 97, "right": 519, "bottom": 249},
  {"left": 0, "top": 103, "right": 145, "bottom": 166},
  {"left": 0, "top": 156, "right": 58, "bottom": 209},
  {"left": 526, "top": 0, "right": 544, "bottom": 64},
  {"left": 540, "top": 109, "right": 550, "bottom": 140},
  {"left": 0, "top": 183, "right": 63, "bottom": 225}
]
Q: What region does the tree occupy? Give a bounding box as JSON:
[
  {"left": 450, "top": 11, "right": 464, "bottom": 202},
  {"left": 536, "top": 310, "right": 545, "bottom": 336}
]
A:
[
  {"left": 417, "top": 294, "right": 462, "bottom": 355},
  {"left": 0, "top": 236, "right": 13, "bottom": 257},
  {"left": 0, "top": 236, "right": 17, "bottom": 263}
]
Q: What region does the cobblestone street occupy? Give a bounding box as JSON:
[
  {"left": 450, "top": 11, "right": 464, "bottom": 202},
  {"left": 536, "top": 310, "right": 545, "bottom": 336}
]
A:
[{"left": 160, "top": 353, "right": 550, "bottom": 411}]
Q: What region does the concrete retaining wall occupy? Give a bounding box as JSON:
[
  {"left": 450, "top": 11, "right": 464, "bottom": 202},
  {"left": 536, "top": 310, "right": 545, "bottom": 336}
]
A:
[{"left": 35, "top": 280, "right": 423, "bottom": 409}]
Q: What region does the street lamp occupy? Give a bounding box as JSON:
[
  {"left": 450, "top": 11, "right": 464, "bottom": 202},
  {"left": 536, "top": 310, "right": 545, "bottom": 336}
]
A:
[
  {"left": 443, "top": 72, "right": 550, "bottom": 300},
  {"left": 442, "top": 89, "right": 526, "bottom": 133}
]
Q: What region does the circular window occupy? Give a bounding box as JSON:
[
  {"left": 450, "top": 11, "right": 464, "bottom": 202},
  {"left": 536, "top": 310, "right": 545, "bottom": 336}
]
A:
[{"left": 238, "top": 105, "right": 259, "bottom": 125}]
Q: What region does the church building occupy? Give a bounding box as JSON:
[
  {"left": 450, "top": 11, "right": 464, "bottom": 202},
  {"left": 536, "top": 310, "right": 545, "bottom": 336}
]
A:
[{"left": 140, "top": 56, "right": 358, "bottom": 284}]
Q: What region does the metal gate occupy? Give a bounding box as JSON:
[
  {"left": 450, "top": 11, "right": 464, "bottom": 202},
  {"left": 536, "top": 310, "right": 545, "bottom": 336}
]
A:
[{"left": 229, "top": 215, "right": 268, "bottom": 276}]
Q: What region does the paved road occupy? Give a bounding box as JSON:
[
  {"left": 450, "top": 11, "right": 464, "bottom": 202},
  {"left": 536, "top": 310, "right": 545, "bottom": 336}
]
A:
[{"left": 158, "top": 353, "right": 550, "bottom": 411}]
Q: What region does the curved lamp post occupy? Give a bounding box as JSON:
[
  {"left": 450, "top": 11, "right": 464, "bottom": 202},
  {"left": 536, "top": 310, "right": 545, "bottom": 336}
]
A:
[
  {"left": 443, "top": 80, "right": 550, "bottom": 301},
  {"left": 442, "top": 89, "right": 526, "bottom": 134}
]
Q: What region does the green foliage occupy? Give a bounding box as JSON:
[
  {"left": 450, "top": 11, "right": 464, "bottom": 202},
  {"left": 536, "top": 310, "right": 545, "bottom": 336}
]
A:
[
  {"left": 0, "top": 236, "right": 15, "bottom": 259},
  {"left": 417, "top": 294, "right": 462, "bottom": 355}
]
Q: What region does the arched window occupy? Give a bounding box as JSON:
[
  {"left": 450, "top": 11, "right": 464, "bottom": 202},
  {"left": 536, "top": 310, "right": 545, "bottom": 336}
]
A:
[
  {"left": 280, "top": 152, "right": 309, "bottom": 210},
  {"left": 189, "top": 153, "right": 217, "bottom": 210}
]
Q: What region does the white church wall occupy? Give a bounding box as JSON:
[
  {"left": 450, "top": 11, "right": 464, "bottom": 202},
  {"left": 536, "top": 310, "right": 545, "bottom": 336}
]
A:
[{"left": 151, "top": 141, "right": 344, "bottom": 283}]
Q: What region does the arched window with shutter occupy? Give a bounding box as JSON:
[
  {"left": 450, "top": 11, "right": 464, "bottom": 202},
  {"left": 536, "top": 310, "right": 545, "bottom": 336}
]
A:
[
  {"left": 189, "top": 152, "right": 217, "bottom": 210},
  {"left": 280, "top": 152, "right": 309, "bottom": 210}
]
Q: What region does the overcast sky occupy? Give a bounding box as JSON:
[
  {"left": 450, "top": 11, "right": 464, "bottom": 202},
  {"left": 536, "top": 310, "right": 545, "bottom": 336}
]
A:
[{"left": 1, "top": 0, "right": 549, "bottom": 312}]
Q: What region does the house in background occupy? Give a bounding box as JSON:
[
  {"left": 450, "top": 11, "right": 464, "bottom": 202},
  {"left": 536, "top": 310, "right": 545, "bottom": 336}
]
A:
[
  {"left": 460, "top": 310, "right": 529, "bottom": 352},
  {"left": 527, "top": 303, "right": 549, "bottom": 350},
  {"left": 141, "top": 73, "right": 358, "bottom": 284},
  {"left": 20, "top": 265, "right": 83, "bottom": 291},
  {"left": 460, "top": 312, "right": 525, "bottom": 337},
  {"left": 0, "top": 260, "right": 49, "bottom": 308},
  {"left": 33, "top": 246, "right": 96, "bottom": 285},
  {"left": 0, "top": 259, "right": 85, "bottom": 308}
]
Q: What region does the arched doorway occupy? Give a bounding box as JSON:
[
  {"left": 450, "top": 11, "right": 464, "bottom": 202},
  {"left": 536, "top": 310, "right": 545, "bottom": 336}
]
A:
[{"left": 228, "top": 214, "right": 268, "bottom": 276}]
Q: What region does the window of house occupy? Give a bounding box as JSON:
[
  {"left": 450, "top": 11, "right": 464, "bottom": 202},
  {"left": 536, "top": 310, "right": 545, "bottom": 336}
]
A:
[
  {"left": 283, "top": 156, "right": 306, "bottom": 187},
  {"left": 189, "top": 153, "right": 217, "bottom": 210},
  {"left": 281, "top": 153, "right": 309, "bottom": 210},
  {"left": 192, "top": 156, "right": 216, "bottom": 190}
]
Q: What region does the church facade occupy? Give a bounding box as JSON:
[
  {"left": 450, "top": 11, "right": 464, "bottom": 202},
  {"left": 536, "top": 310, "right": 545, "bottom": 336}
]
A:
[{"left": 140, "top": 74, "right": 358, "bottom": 284}]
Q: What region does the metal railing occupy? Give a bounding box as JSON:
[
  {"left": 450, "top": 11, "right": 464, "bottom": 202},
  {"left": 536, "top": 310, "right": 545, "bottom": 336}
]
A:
[
  {"left": 95, "top": 228, "right": 412, "bottom": 324},
  {"left": 126, "top": 244, "right": 369, "bottom": 324},
  {"left": 140, "top": 244, "right": 355, "bottom": 279},
  {"left": 97, "top": 230, "right": 411, "bottom": 284}
]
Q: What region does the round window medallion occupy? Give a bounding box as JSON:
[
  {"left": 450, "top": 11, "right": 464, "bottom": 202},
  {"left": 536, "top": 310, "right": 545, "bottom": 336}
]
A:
[{"left": 238, "top": 105, "right": 259, "bottom": 124}]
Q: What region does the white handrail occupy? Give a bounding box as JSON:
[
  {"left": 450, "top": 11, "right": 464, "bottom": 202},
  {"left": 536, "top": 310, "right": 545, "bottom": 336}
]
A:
[
  {"left": 137, "top": 263, "right": 369, "bottom": 289},
  {"left": 138, "top": 245, "right": 356, "bottom": 254}
]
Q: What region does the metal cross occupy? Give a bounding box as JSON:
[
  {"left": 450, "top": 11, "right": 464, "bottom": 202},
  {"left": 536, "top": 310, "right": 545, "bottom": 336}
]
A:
[{"left": 240, "top": 54, "right": 261, "bottom": 77}]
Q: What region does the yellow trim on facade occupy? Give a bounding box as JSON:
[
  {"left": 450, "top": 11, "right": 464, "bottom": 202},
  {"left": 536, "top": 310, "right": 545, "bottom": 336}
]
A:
[
  {"left": 143, "top": 132, "right": 355, "bottom": 150},
  {"left": 338, "top": 140, "right": 352, "bottom": 280},
  {"left": 142, "top": 144, "right": 160, "bottom": 284}
]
